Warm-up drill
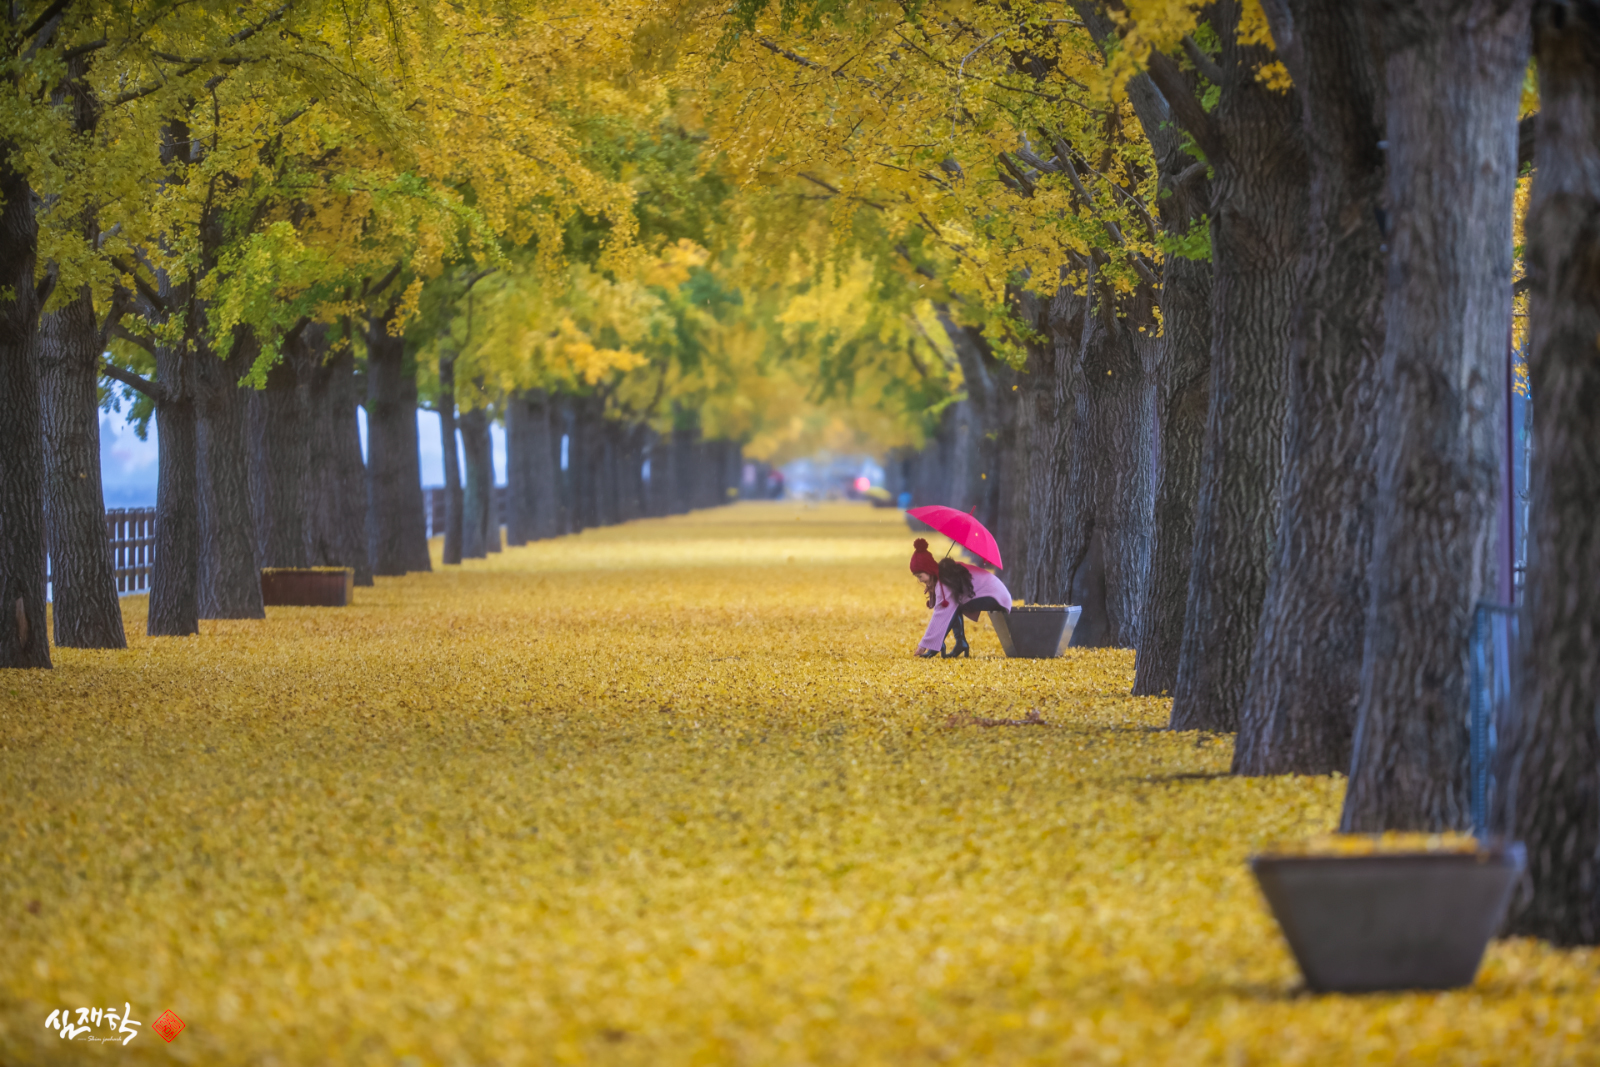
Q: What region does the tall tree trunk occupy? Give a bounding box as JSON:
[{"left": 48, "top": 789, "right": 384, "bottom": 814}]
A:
[
  {"left": 645, "top": 429, "right": 668, "bottom": 517},
  {"left": 504, "top": 391, "right": 532, "bottom": 546},
  {"left": 671, "top": 426, "right": 696, "bottom": 516},
  {"left": 365, "top": 306, "right": 430, "bottom": 575},
  {"left": 36, "top": 50, "right": 121, "bottom": 649},
  {"left": 989, "top": 358, "right": 1035, "bottom": 594},
  {"left": 1132, "top": 242, "right": 1209, "bottom": 692},
  {"left": 195, "top": 329, "right": 264, "bottom": 619},
  {"left": 305, "top": 337, "right": 371, "bottom": 584},
  {"left": 1062, "top": 278, "right": 1157, "bottom": 647},
  {"left": 0, "top": 156, "right": 50, "bottom": 668},
  {"left": 459, "top": 406, "right": 492, "bottom": 559},
  {"left": 436, "top": 355, "right": 463, "bottom": 565},
  {"left": 1107, "top": 54, "right": 1214, "bottom": 696},
  {"left": 555, "top": 404, "right": 575, "bottom": 532},
  {"left": 525, "top": 392, "right": 560, "bottom": 539},
  {"left": 1019, "top": 286, "right": 1083, "bottom": 607},
  {"left": 247, "top": 341, "right": 312, "bottom": 570},
  {"left": 40, "top": 285, "right": 126, "bottom": 648},
  {"left": 617, "top": 423, "right": 645, "bottom": 522},
  {"left": 398, "top": 364, "right": 433, "bottom": 568},
  {"left": 1149, "top": 0, "right": 1310, "bottom": 731},
  {"left": 1341, "top": 0, "right": 1530, "bottom": 832},
  {"left": 1233, "top": 2, "right": 1388, "bottom": 775},
  {"left": 148, "top": 341, "right": 200, "bottom": 637},
  {"left": 1498, "top": 0, "right": 1600, "bottom": 947}
]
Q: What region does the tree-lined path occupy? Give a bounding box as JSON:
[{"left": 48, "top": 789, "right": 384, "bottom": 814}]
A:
[{"left": 3, "top": 504, "right": 1596, "bottom": 1063}]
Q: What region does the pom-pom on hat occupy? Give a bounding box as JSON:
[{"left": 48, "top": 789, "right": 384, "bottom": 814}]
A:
[{"left": 909, "top": 538, "right": 940, "bottom": 577}]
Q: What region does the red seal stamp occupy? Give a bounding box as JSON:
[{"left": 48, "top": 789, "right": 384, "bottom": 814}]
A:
[{"left": 152, "top": 1010, "right": 185, "bottom": 1042}]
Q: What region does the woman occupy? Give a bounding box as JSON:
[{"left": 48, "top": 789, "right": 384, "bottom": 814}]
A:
[{"left": 908, "top": 538, "right": 1012, "bottom": 658}]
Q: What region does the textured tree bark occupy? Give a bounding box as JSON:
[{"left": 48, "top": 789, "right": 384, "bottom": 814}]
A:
[
  {"left": 35, "top": 48, "right": 122, "bottom": 649},
  {"left": 39, "top": 285, "right": 126, "bottom": 648},
  {"left": 459, "top": 406, "right": 493, "bottom": 559},
  {"left": 1132, "top": 248, "right": 1209, "bottom": 692},
  {"left": 365, "top": 307, "right": 430, "bottom": 575},
  {"left": 1160, "top": 0, "right": 1309, "bottom": 732},
  {"left": 1018, "top": 286, "right": 1081, "bottom": 607},
  {"left": 0, "top": 155, "right": 51, "bottom": 668},
  {"left": 247, "top": 342, "right": 312, "bottom": 570},
  {"left": 305, "top": 339, "right": 371, "bottom": 584},
  {"left": 195, "top": 329, "right": 264, "bottom": 620},
  {"left": 1113, "top": 59, "right": 1213, "bottom": 696},
  {"left": 435, "top": 354, "right": 463, "bottom": 565},
  {"left": 148, "top": 341, "right": 200, "bottom": 638},
  {"left": 1233, "top": 1, "right": 1388, "bottom": 775},
  {"left": 1499, "top": 0, "right": 1600, "bottom": 947},
  {"left": 1066, "top": 281, "right": 1157, "bottom": 647},
  {"left": 1341, "top": 0, "right": 1530, "bottom": 832}
]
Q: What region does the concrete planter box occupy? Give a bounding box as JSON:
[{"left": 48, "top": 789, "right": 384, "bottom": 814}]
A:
[
  {"left": 1250, "top": 841, "right": 1525, "bottom": 993},
  {"left": 988, "top": 606, "right": 1082, "bottom": 658},
  {"left": 260, "top": 568, "right": 354, "bottom": 607}
]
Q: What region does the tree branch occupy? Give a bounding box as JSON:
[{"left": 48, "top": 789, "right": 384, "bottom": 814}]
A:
[
  {"left": 18, "top": 0, "right": 71, "bottom": 43},
  {"left": 755, "top": 35, "right": 877, "bottom": 87},
  {"left": 997, "top": 152, "right": 1037, "bottom": 197},
  {"left": 1181, "top": 35, "right": 1225, "bottom": 86},
  {"left": 108, "top": 322, "right": 157, "bottom": 355},
  {"left": 34, "top": 269, "right": 57, "bottom": 310},
  {"left": 101, "top": 360, "right": 161, "bottom": 402},
  {"left": 61, "top": 36, "right": 107, "bottom": 59},
  {"left": 96, "top": 294, "right": 125, "bottom": 351},
  {"left": 112, "top": 257, "right": 170, "bottom": 314},
  {"left": 1518, "top": 112, "right": 1537, "bottom": 172},
  {"left": 1144, "top": 50, "right": 1224, "bottom": 161},
  {"left": 362, "top": 261, "right": 404, "bottom": 300}
]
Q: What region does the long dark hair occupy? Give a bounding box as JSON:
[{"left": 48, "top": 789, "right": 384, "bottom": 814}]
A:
[{"left": 926, "top": 557, "right": 975, "bottom": 607}]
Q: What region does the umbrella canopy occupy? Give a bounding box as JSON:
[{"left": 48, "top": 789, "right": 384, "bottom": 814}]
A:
[{"left": 905, "top": 505, "right": 1004, "bottom": 570}]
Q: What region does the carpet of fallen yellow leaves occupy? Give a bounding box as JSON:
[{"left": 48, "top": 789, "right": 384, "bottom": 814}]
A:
[{"left": 2, "top": 502, "right": 1596, "bottom": 1066}]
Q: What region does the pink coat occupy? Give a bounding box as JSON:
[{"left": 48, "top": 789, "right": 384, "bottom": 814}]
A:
[{"left": 919, "top": 565, "right": 1012, "bottom": 652}]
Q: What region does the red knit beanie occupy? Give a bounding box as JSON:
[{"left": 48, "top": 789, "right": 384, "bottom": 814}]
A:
[{"left": 909, "top": 538, "right": 939, "bottom": 578}]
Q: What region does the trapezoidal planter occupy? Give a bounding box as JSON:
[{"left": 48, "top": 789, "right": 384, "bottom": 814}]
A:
[
  {"left": 1250, "top": 841, "right": 1525, "bottom": 993},
  {"left": 260, "top": 567, "right": 354, "bottom": 607},
  {"left": 987, "top": 606, "right": 1083, "bottom": 658}
]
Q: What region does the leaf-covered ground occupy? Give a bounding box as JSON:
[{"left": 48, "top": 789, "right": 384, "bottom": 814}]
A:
[{"left": 2, "top": 502, "right": 1595, "bottom": 1065}]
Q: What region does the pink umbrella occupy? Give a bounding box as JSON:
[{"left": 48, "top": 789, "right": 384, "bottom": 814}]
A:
[{"left": 905, "top": 505, "right": 1004, "bottom": 570}]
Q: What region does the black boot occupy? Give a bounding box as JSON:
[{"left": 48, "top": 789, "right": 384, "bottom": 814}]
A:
[{"left": 942, "top": 611, "right": 971, "bottom": 658}]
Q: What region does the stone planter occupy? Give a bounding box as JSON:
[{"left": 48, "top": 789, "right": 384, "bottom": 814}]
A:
[
  {"left": 987, "top": 606, "right": 1082, "bottom": 658},
  {"left": 1250, "top": 841, "right": 1525, "bottom": 993},
  {"left": 260, "top": 568, "right": 354, "bottom": 607}
]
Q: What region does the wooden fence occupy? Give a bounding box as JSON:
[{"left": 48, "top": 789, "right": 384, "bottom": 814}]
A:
[{"left": 106, "top": 507, "right": 156, "bottom": 596}]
